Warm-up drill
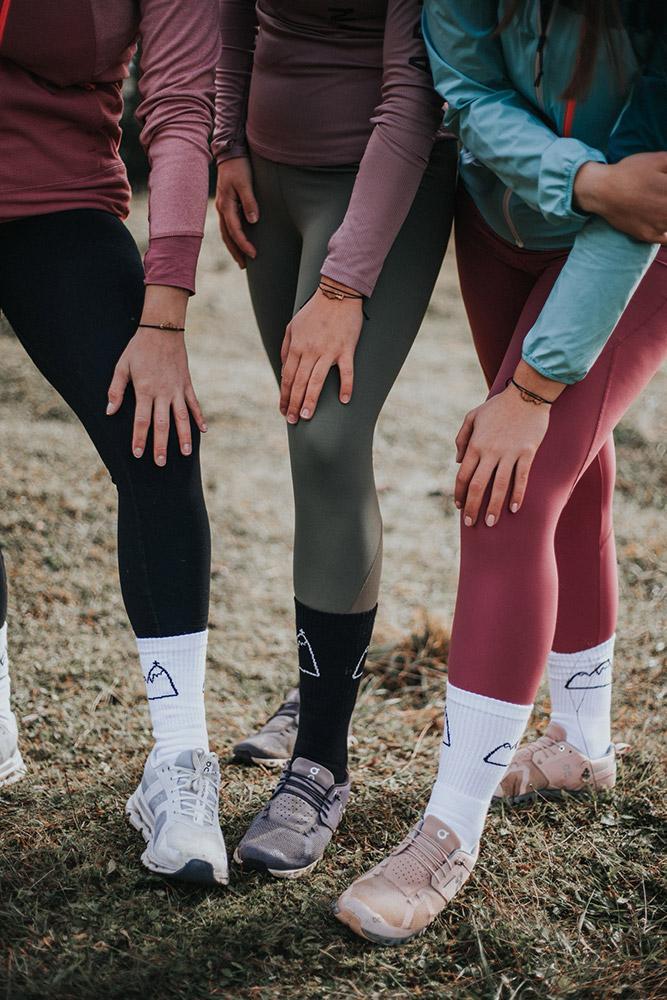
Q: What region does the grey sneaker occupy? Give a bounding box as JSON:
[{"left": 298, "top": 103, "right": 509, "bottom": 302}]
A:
[
  {"left": 126, "top": 748, "right": 229, "bottom": 886},
  {"left": 234, "top": 757, "right": 350, "bottom": 879},
  {"left": 232, "top": 688, "right": 300, "bottom": 767},
  {"left": 0, "top": 713, "right": 27, "bottom": 788}
]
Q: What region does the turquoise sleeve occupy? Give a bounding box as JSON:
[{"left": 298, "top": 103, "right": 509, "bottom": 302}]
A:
[
  {"left": 521, "top": 220, "right": 659, "bottom": 384},
  {"left": 421, "top": 1, "right": 606, "bottom": 224}
]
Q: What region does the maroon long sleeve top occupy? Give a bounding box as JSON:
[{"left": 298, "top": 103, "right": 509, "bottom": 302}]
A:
[
  {"left": 0, "top": 0, "right": 220, "bottom": 293},
  {"left": 212, "top": 1, "right": 446, "bottom": 297}
]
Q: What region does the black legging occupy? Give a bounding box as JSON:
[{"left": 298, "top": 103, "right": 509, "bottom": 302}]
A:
[{"left": 0, "top": 210, "right": 210, "bottom": 638}]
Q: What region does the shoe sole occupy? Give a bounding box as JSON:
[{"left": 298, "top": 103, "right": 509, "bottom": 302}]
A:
[
  {"left": 492, "top": 785, "right": 615, "bottom": 808},
  {"left": 333, "top": 899, "right": 425, "bottom": 947},
  {"left": 232, "top": 751, "right": 288, "bottom": 768},
  {"left": 233, "top": 845, "right": 319, "bottom": 880},
  {"left": 126, "top": 791, "right": 229, "bottom": 887},
  {"left": 0, "top": 748, "right": 27, "bottom": 789}
]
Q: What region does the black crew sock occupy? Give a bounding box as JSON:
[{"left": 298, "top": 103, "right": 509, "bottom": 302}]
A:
[{"left": 292, "top": 598, "right": 377, "bottom": 783}]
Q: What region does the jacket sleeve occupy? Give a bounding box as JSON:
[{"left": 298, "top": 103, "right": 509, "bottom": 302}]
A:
[
  {"left": 211, "top": 0, "right": 258, "bottom": 164},
  {"left": 423, "top": 0, "right": 661, "bottom": 383},
  {"left": 422, "top": 0, "right": 606, "bottom": 224},
  {"left": 136, "top": 0, "right": 220, "bottom": 294},
  {"left": 321, "top": 0, "right": 444, "bottom": 297},
  {"left": 522, "top": 12, "right": 666, "bottom": 382}
]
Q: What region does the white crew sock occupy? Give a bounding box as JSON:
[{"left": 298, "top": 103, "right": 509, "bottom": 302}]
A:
[
  {"left": 136, "top": 630, "right": 209, "bottom": 764},
  {"left": 0, "top": 621, "right": 13, "bottom": 725},
  {"left": 426, "top": 682, "right": 532, "bottom": 852},
  {"left": 547, "top": 635, "right": 614, "bottom": 760}
]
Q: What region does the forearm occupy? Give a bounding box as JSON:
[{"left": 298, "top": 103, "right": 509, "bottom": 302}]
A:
[{"left": 140, "top": 285, "right": 190, "bottom": 329}]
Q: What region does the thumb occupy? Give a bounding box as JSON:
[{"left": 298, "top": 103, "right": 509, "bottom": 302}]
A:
[{"left": 107, "top": 359, "right": 130, "bottom": 415}]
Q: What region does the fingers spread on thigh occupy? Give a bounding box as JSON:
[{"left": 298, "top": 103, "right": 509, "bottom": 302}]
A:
[
  {"left": 152, "top": 398, "right": 171, "bottom": 467},
  {"left": 454, "top": 449, "right": 480, "bottom": 511},
  {"left": 463, "top": 457, "right": 497, "bottom": 526},
  {"left": 172, "top": 395, "right": 192, "bottom": 457},
  {"left": 484, "top": 458, "right": 514, "bottom": 527},
  {"left": 132, "top": 395, "right": 153, "bottom": 459},
  {"left": 300, "top": 357, "right": 332, "bottom": 420},
  {"left": 286, "top": 358, "right": 315, "bottom": 424}
]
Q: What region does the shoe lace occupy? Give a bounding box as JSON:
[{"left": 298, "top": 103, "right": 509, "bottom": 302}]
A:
[
  {"left": 401, "top": 829, "right": 448, "bottom": 879},
  {"left": 271, "top": 768, "right": 333, "bottom": 819},
  {"left": 173, "top": 755, "right": 218, "bottom": 826}
]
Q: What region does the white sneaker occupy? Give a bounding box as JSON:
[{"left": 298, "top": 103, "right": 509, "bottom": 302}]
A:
[
  {"left": 0, "top": 713, "right": 27, "bottom": 788},
  {"left": 126, "top": 748, "right": 229, "bottom": 886}
]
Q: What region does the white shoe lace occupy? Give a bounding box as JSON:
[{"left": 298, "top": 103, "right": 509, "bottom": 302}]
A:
[{"left": 172, "top": 753, "right": 218, "bottom": 827}]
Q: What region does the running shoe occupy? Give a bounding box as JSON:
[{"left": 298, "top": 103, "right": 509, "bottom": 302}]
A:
[
  {"left": 334, "top": 815, "right": 477, "bottom": 946},
  {"left": 232, "top": 688, "right": 300, "bottom": 767},
  {"left": 0, "top": 713, "right": 26, "bottom": 788},
  {"left": 234, "top": 756, "right": 350, "bottom": 878},
  {"left": 492, "top": 722, "right": 617, "bottom": 805},
  {"left": 126, "top": 748, "right": 229, "bottom": 886}
]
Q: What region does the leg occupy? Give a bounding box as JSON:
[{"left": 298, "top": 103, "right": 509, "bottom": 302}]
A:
[
  {"left": 235, "top": 144, "right": 457, "bottom": 878},
  {"left": 0, "top": 210, "right": 226, "bottom": 883}
]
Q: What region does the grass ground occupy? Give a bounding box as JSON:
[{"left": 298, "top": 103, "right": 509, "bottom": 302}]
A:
[{"left": 0, "top": 203, "right": 665, "bottom": 999}]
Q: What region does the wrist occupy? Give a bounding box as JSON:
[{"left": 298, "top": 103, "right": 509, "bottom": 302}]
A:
[
  {"left": 140, "top": 284, "right": 189, "bottom": 329},
  {"left": 319, "top": 274, "right": 364, "bottom": 298},
  {"left": 573, "top": 161, "right": 611, "bottom": 215},
  {"left": 512, "top": 360, "right": 566, "bottom": 404}
]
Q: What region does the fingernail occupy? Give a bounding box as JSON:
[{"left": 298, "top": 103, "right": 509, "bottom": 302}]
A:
[
  {"left": 464, "top": 515, "right": 473, "bottom": 527},
  {"left": 134, "top": 448, "right": 143, "bottom": 459},
  {"left": 279, "top": 407, "right": 287, "bottom": 416},
  {"left": 106, "top": 403, "right": 113, "bottom": 415},
  {"left": 455, "top": 500, "right": 462, "bottom": 509},
  {"left": 157, "top": 455, "right": 166, "bottom": 467},
  {"left": 511, "top": 502, "right": 519, "bottom": 513},
  {"left": 341, "top": 395, "right": 350, "bottom": 404},
  {"left": 486, "top": 514, "right": 495, "bottom": 527},
  {"left": 201, "top": 424, "right": 208, "bottom": 433},
  {"left": 183, "top": 444, "right": 192, "bottom": 456},
  {"left": 300, "top": 408, "right": 310, "bottom": 419},
  {"left": 287, "top": 414, "right": 297, "bottom": 424},
  {"left": 248, "top": 213, "right": 258, "bottom": 223}
]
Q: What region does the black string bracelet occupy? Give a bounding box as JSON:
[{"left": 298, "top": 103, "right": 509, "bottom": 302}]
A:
[
  {"left": 318, "top": 281, "right": 364, "bottom": 301},
  {"left": 506, "top": 376, "right": 556, "bottom": 405},
  {"left": 138, "top": 322, "right": 186, "bottom": 332}
]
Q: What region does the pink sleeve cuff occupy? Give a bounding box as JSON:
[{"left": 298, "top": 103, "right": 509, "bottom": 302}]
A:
[{"left": 143, "top": 235, "right": 203, "bottom": 295}]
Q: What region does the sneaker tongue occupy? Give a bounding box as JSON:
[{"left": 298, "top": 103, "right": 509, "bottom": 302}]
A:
[
  {"left": 174, "top": 748, "right": 218, "bottom": 775},
  {"left": 421, "top": 815, "right": 462, "bottom": 855},
  {"left": 290, "top": 757, "right": 335, "bottom": 789},
  {"left": 545, "top": 721, "right": 567, "bottom": 742}
]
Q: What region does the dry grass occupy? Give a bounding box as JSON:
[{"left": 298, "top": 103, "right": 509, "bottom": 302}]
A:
[{"left": 0, "top": 208, "right": 665, "bottom": 998}]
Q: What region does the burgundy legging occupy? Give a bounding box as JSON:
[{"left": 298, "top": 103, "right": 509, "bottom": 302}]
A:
[{"left": 450, "top": 189, "right": 667, "bottom": 704}]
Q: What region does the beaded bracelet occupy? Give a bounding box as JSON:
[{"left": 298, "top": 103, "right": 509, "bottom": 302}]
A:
[{"left": 138, "top": 322, "right": 186, "bottom": 332}]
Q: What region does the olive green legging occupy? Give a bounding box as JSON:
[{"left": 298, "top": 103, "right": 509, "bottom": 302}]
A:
[{"left": 246, "top": 140, "right": 457, "bottom": 613}]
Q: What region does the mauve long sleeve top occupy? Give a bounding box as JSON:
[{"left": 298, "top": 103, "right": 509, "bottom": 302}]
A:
[
  {"left": 212, "top": 0, "right": 446, "bottom": 297},
  {"left": 0, "top": 0, "right": 220, "bottom": 293}
]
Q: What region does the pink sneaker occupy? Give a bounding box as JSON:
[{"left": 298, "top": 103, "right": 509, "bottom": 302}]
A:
[
  {"left": 493, "top": 722, "right": 617, "bottom": 805},
  {"left": 333, "top": 815, "right": 477, "bottom": 945}
]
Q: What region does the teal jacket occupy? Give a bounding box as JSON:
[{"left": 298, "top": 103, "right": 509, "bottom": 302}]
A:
[{"left": 422, "top": 1, "right": 667, "bottom": 383}]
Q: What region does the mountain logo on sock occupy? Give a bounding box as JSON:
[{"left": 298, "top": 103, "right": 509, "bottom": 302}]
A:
[
  {"left": 442, "top": 708, "right": 451, "bottom": 747},
  {"left": 144, "top": 661, "right": 179, "bottom": 700},
  {"left": 296, "top": 630, "right": 320, "bottom": 677},
  {"left": 0, "top": 650, "right": 7, "bottom": 681},
  {"left": 483, "top": 741, "right": 519, "bottom": 767},
  {"left": 564, "top": 659, "right": 611, "bottom": 690},
  {"left": 351, "top": 646, "right": 369, "bottom": 680}
]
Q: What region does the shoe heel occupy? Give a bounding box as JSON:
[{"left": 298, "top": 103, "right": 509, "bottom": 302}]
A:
[{"left": 0, "top": 748, "right": 27, "bottom": 789}]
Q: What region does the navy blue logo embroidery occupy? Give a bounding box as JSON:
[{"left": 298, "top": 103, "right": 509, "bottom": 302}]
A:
[
  {"left": 442, "top": 708, "right": 451, "bottom": 747},
  {"left": 145, "top": 661, "right": 178, "bottom": 700},
  {"left": 483, "top": 741, "right": 518, "bottom": 767},
  {"left": 565, "top": 659, "right": 611, "bottom": 690},
  {"left": 0, "top": 649, "right": 7, "bottom": 680},
  {"left": 297, "top": 630, "right": 320, "bottom": 677}
]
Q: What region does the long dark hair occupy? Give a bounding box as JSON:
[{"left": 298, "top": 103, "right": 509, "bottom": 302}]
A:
[{"left": 498, "top": 0, "right": 623, "bottom": 99}]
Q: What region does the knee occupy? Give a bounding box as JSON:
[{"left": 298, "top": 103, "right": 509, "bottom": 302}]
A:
[{"left": 289, "top": 413, "right": 369, "bottom": 491}]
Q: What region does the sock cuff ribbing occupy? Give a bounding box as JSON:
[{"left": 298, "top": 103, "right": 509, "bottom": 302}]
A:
[
  {"left": 136, "top": 629, "right": 208, "bottom": 656},
  {"left": 549, "top": 635, "right": 615, "bottom": 668},
  {"left": 447, "top": 681, "right": 532, "bottom": 721}
]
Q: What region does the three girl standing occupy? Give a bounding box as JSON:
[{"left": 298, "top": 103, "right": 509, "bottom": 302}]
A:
[{"left": 1, "top": 0, "right": 665, "bottom": 945}]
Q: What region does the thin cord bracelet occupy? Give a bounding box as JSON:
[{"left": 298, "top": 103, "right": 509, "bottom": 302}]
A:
[
  {"left": 506, "top": 376, "right": 556, "bottom": 405},
  {"left": 318, "top": 281, "right": 364, "bottom": 301},
  {"left": 138, "top": 322, "right": 186, "bottom": 332}
]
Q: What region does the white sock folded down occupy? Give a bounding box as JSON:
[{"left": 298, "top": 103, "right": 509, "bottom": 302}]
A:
[
  {"left": 548, "top": 635, "right": 614, "bottom": 760},
  {"left": 136, "top": 629, "right": 209, "bottom": 764},
  {"left": 425, "top": 682, "right": 532, "bottom": 852}
]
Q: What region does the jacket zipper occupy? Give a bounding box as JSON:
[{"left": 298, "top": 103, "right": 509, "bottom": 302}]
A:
[{"left": 502, "top": 188, "right": 524, "bottom": 248}]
